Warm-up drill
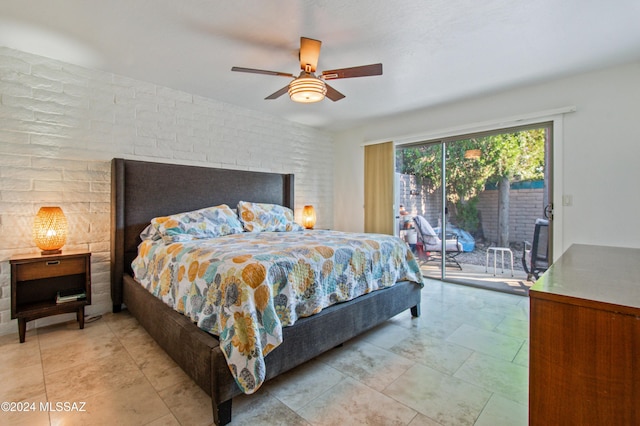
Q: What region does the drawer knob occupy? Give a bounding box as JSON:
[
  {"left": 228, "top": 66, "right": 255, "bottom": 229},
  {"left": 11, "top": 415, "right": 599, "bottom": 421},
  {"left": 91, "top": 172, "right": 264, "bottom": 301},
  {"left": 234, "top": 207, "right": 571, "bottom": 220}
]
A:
[{"left": 46, "top": 260, "right": 61, "bottom": 266}]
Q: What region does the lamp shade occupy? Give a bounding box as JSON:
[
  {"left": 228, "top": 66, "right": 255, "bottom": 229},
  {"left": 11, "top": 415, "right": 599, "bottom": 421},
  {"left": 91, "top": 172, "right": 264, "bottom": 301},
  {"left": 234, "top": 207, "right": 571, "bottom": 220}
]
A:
[
  {"left": 288, "top": 76, "right": 326, "bottom": 103},
  {"left": 302, "top": 205, "right": 317, "bottom": 229},
  {"left": 33, "top": 206, "right": 67, "bottom": 255}
]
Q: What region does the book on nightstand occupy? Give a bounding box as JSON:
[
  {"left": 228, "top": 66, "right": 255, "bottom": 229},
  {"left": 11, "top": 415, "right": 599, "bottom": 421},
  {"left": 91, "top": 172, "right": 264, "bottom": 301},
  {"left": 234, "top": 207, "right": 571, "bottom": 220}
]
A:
[{"left": 56, "top": 288, "right": 87, "bottom": 304}]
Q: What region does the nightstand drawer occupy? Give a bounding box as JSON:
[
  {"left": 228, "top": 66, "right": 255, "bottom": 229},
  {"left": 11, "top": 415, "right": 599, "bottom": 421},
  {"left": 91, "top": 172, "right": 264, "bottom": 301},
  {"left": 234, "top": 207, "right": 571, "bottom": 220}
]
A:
[{"left": 15, "top": 257, "right": 86, "bottom": 281}]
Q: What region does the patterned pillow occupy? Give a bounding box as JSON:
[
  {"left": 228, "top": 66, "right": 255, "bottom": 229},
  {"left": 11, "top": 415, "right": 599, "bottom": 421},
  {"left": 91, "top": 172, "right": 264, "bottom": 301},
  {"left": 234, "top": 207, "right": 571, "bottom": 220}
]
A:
[
  {"left": 140, "top": 223, "right": 162, "bottom": 241},
  {"left": 151, "top": 204, "right": 244, "bottom": 243},
  {"left": 237, "top": 201, "right": 304, "bottom": 232}
]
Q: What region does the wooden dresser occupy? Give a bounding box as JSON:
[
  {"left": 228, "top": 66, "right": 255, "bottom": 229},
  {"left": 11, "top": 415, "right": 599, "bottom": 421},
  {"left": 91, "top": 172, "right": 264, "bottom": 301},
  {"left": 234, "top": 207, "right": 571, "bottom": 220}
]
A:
[{"left": 529, "top": 244, "right": 640, "bottom": 425}]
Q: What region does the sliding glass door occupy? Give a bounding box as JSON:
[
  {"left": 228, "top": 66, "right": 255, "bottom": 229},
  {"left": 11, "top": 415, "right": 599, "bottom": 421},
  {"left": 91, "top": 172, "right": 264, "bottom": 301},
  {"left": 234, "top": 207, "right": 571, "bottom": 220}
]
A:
[{"left": 396, "top": 123, "right": 552, "bottom": 293}]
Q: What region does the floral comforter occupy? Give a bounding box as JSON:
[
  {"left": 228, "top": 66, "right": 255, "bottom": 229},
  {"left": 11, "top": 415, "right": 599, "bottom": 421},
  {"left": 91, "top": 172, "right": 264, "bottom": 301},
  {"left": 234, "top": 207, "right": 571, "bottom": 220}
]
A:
[{"left": 131, "top": 230, "right": 424, "bottom": 393}]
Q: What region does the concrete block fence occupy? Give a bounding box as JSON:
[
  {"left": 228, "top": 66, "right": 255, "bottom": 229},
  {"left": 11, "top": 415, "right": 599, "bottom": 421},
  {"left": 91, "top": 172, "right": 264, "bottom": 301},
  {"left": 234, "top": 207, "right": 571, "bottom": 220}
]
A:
[{"left": 399, "top": 174, "right": 545, "bottom": 246}]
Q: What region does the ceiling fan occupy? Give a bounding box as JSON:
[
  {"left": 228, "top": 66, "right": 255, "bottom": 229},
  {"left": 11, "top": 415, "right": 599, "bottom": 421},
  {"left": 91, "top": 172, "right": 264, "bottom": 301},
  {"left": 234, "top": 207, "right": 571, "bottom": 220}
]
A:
[{"left": 231, "top": 37, "right": 383, "bottom": 103}]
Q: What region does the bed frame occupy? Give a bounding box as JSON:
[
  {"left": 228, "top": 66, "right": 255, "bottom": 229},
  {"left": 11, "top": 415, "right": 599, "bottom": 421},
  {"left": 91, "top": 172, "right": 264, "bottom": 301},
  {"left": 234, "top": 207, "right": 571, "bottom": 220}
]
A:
[{"left": 110, "top": 158, "right": 422, "bottom": 425}]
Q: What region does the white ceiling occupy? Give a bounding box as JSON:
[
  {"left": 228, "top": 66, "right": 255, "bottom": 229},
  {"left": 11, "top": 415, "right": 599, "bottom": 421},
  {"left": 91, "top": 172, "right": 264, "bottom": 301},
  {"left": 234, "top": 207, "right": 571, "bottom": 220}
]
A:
[{"left": 2, "top": 0, "right": 640, "bottom": 132}]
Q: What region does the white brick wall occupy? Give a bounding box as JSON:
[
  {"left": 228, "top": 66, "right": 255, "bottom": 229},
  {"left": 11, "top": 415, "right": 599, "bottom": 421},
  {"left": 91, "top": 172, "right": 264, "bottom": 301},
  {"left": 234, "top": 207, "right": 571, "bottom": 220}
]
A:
[{"left": 0, "top": 47, "right": 334, "bottom": 336}]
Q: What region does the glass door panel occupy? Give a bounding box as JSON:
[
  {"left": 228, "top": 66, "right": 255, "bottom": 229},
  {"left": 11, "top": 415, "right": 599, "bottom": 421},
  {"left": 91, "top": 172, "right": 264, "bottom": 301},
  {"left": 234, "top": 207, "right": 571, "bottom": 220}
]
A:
[{"left": 396, "top": 124, "right": 552, "bottom": 293}]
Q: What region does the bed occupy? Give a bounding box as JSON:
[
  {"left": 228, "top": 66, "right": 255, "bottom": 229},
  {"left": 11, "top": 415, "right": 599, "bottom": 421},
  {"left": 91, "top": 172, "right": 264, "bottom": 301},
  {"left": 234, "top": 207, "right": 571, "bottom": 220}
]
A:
[{"left": 110, "top": 158, "right": 423, "bottom": 425}]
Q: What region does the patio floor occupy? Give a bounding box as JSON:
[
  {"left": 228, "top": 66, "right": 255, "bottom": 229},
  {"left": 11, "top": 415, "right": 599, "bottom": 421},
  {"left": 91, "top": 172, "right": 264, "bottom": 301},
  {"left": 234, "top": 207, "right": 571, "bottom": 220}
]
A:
[{"left": 419, "top": 262, "right": 533, "bottom": 296}]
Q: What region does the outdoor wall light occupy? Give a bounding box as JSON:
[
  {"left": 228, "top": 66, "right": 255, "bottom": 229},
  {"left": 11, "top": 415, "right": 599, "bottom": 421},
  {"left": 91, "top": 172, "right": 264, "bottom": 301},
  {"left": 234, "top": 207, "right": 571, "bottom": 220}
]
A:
[{"left": 464, "top": 149, "right": 481, "bottom": 160}]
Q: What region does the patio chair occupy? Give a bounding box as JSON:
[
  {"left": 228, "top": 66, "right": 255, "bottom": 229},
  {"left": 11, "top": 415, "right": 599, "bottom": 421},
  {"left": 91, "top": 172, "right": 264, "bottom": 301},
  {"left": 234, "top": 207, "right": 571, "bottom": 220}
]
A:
[
  {"left": 522, "top": 218, "right": 550, "bottom": 281},
  {"left": 413, "top": 215, "right": 463, "bottom": 270}
]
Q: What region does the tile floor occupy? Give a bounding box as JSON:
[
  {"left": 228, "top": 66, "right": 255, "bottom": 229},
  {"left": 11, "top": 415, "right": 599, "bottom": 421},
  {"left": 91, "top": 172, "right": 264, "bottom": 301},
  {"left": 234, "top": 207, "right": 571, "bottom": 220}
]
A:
[{"left": 0, "top": 280, "right": 529, "bottom": 425}]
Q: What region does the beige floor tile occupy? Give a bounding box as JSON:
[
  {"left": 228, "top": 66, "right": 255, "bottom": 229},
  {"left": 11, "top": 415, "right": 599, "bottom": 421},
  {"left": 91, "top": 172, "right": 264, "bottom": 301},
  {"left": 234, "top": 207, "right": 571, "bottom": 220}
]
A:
[
  {"left": 359, "top": 321, "right": 415, "bottom": 349},
  {"left": 233, "top": 391, "right": 310, "bottom": 425},
  {"left": 418, "top": 299, "right": 455, "bottom": 319},
  {"left": 494, "top": 316, "right": 529, "bottom": 340},
  {"left": 37, "top": 319, "right": 112, "bottom": 350},
  {"left": 442, "top": 306, "right": 505, "bottom": 331},
  {"left": 448, "top": 294, "right": 490, "bottom": 311},
  {"left": 264, "top": 358, "right": 345, "bottom": 411},
  {"left": 474, "top": 289, "right": 524, "bottom": 305},
  {"left": 453, "top": 352, "right": 529, "bottom": 405},
  {"left": 0, "top": 330, "right": 25, "bottom": 346},
  {"left": 384, "top": 363, "right": 491, "bottom": 426},
  {"left": 513, "top": 339, "right": 529, "bottom": 367},
  {"left": 103, "top": 311, "right": 144, "bottom": 339},
  {"left": 48, "top": 375, "right": 170, "bottom": 426},
  {"left": 0, "top": 393, "right": 51, "bottom": 426},
  {"left": 0, "top": 280, "right": 531, "bottom": 426},
  {"left": 40, "top": 332, "right": 126, "bottom": 375},
  {"left": 408, "top": 413, "right": 444, "bottom": 425},
  {"left": 420, "top": 316, "right": 465, "bottom": 340},
  {"left": 0, "top": 332, "right": 42, "bottom": 368},
  {"left": 44, "top": 349, "right": 144, "bottom": 401},
  {"left": 446, "top": 324, "right": 524, "bottom": 361},
  {"left": 517, "top": 297, "right": 530, "bottom": 314},
  {"left": 474, "top": 393, "right": 527, "bottom": 426},
  {"left": 101, "top": 310, "right": 132, "bottom": 324},
  {"left": 157, "top": 379, "right": 214, "bottom": 426},
  {"left": 0, "top": 360, "right": 46, "bottom": 402},
  {"left": 0, "top": 328, "right": 38, "bottom": 345},
  {"left": 479, "top": 298, "right": 530, "bottom": 322},
  {"left": 140, "top": 356, "right": 190, "bottom": 392},
  {"left": 317, "top": 340, "right": 414, "bottom": 392},
  {"left": 121, "top": 336, "right": 190, "bottom": 391},
  {"left": 112, "top": 314, "right": 187, "bottom": 392},
  {"left": 144, "top": 413, "right": 182, "bottom": 426},
  {"left": 390, "top": 330, "right": 472, "bottom": 375},
  {"left": 298, "top": 376, "right": 417, "bottom": 425},
  {"left": 116, "top": 323, "right": 158, "bottom": 350}
]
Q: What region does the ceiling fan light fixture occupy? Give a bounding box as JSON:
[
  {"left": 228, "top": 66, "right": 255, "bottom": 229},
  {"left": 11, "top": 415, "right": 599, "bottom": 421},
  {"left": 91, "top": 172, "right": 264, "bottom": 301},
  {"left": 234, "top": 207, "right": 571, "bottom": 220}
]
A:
[
  {"left": 288, "top": 76, "right": 327, "bottom": 103},
  {"left": 232, "top": 37, "right": 382, "bottom": 102}
]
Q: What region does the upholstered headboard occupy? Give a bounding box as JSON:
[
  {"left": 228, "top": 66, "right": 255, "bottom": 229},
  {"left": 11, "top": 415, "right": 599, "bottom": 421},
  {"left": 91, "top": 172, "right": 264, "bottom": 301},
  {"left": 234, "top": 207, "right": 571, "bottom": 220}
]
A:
[{"left": 110, "top": 158, "right": 294, "bottom": 311}]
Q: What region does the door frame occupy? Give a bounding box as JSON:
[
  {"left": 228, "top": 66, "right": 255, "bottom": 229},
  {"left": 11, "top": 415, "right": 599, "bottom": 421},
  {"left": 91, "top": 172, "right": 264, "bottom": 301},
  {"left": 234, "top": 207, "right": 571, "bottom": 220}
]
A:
[{"left": 392, "top": 107, "right": 574, "bottom": 263}]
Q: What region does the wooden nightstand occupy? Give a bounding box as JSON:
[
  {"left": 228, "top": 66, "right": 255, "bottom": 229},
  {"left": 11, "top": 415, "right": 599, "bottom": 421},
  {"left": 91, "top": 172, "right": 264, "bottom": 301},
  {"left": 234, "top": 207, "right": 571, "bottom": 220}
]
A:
[{"left": 10, "top": 251, "right": 91, "bottom": 343}]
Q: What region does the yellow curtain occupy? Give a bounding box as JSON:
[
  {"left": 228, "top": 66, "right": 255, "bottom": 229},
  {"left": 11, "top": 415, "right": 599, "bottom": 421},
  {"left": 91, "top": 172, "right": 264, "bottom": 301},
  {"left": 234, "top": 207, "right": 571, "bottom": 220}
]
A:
[{"left": 364, "top": 141, "right": 394, "bottom": 234}]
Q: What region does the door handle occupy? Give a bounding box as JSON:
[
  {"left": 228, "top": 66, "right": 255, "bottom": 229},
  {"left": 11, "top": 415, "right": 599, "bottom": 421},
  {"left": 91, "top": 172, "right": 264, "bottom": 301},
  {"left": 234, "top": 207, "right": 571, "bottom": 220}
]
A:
[{"left": 544, "top": 203, "right": 553, "bottom": 221}]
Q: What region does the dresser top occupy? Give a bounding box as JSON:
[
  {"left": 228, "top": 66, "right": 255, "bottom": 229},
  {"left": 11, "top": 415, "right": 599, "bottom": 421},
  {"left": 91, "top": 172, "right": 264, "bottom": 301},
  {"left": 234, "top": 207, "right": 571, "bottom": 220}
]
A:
[{"left": 530, "top": 244, "right": 640, "bottom": 313}]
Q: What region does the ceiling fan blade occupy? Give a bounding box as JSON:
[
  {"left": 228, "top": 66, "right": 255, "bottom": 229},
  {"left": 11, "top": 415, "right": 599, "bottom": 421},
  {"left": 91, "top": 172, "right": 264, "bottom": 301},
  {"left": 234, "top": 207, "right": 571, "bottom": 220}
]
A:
[
  {"left": 299, "top": 37, "right": 322, "bottom": 72},
  {"left": 325, "top": 83, "right": 346, "bottom": 102},
  {"left": 231, "top": 66, "right": 295, "bottom": 78},
  {"left": 265, "top": 85, "right": 290, "bottom": 100},
  {"left": 321, "top": 63, "right": 383, "bottom": 80}
]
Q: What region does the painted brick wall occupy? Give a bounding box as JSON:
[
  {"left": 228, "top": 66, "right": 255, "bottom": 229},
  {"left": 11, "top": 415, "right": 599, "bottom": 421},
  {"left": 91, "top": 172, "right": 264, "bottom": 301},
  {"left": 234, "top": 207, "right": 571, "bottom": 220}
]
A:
[
  {"left": 0, "top": 47, "right": 334, "bottom": 336},
  {"left": 397, "top": 173, "right": 442, "bottom": 226}
]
